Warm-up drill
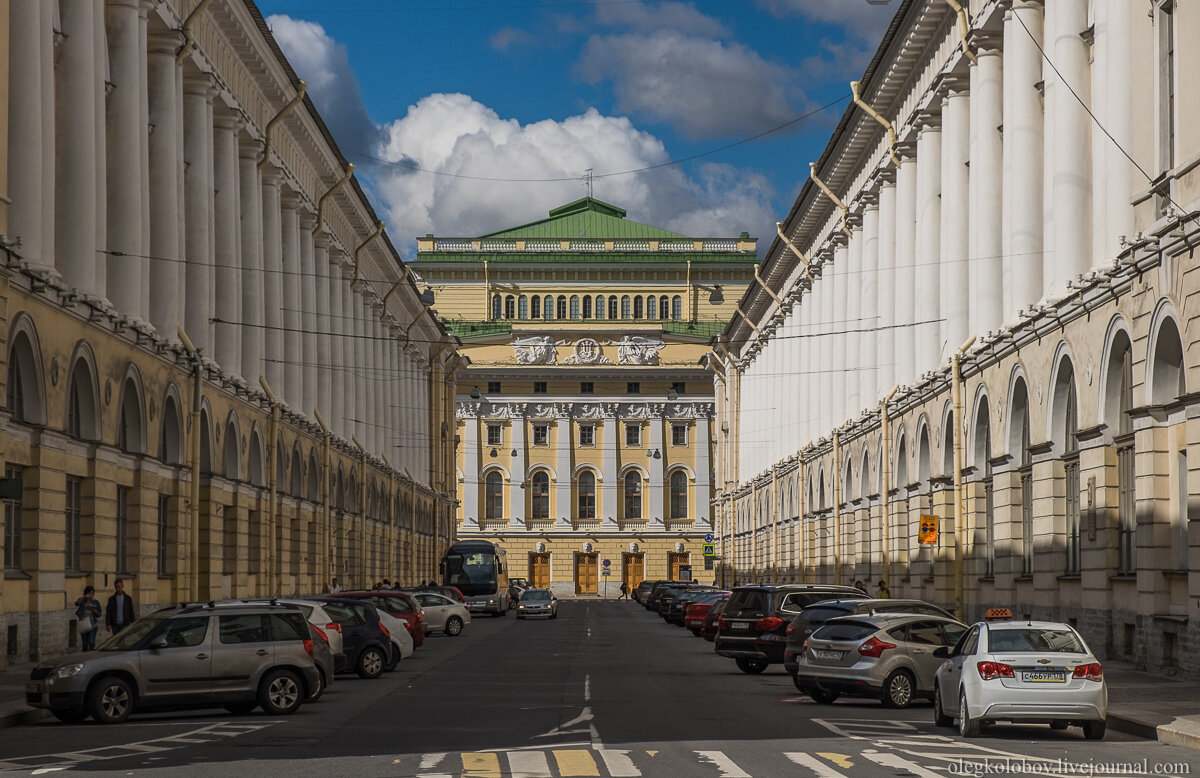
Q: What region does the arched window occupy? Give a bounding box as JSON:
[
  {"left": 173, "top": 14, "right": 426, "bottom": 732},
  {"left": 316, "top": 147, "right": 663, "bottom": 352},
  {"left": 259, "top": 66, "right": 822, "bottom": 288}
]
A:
[
  {"left": 647, "top": 296, "right": 658, "bottom": 319},
  {"left": 491, "top": 294, "right": 502, "bottom": 320},
  {"left": 7, "top": 327, "right": 44, "bottom": 424},
  {"left": 223, "top": 419, "right": 240, "bottom": 480},
  {"left": 595, "top": 295, "right": 605, "bottom": 320},
  {"left": 671, "top": 295, "right": 683, "bottom": 320},
  {"left": 307, "top": 452, "right": 320, "bottom": 502},
  {"left": 621, "top": 295, "right": 631, "bottom": 319},
  {"left": 249, "top": 430, "right": 265, "bottom": 487},
  {"left": 670, "top": 471, "right": 688, "bottom": 519},
  {"left": 518, "top": 295, "right": 528, "bottom": 319},
  {"left": 577, "top": 471, "right": 596, "bottom": 519},
  {"left": 556, "top": 295, "right": 567, "bottom": 319},
  {"left": 659, "top": 295, "right": 669, "bottom": 318},
  {"left": 570, "top": 295, "right": 580, "bottom": 319},
  {"left": 582, "top": 296, "right": 592, "bottom": 319},
  {"left": 531, "top": 470, "right": 550, "bottom": 519},
  {"left": 276, "top": 434, "right": 287, "bottom": 490},
  {"left": 530, "top": 295, "right": 541, "bottom": 319},
  {"left": 504, "top": 295, "right": 515, "bottom": 319},
  {"left": 608, "top": 297, "right": 618, "bottom": 319},
  {"left": 485, "top": 471, "right": 503, "bottom": 520},
  {"left": 543, "top": 295, "right": 553, "bottom": 319},
  {"left": 633, "top": 296, "right": 644, "bottom": 318},
  {"left": 66, "top": 357, "right": 99, "bottom": 440},
  {"left": 118, "top": 377, "right": 144, "bottom": 454},
  {"left": 973, "top": 399, "right": 994, "bottom": 577},
  {"left": 161, "top": 395, "right": 183, "bottom": 465},
  {"left": 1106, "top": 332, "right": 1135, "bottom": 573},
  {"left": 624, "top": 471, "right": 642, "bottom": 519},
  {"left": 199, "top": 408, "right": 213, "bottom": 474},
  {"left": 1009, "top": 379, "right": 1033, "bottom": 577},
  {"left": 290, "top": 447, "right": 303, "bottom": 497}
]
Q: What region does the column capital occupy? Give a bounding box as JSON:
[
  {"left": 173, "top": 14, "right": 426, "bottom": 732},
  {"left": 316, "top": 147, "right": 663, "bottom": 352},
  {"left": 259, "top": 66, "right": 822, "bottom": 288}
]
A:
[
  {"left": 238, "top": 136, "right": 265, "bottom": 160},
  {"left": 148, "top": 30, "right": 186, "bottom": 56},
  {"left": 213, "top": 108, "right": 244, "bottom": 133},
  {"left": 969, "top": 30, "right": 1004, "bottom": 56},
  {"left": 933, "top": 72, "right": 971, "bottom": 101},
  {"left": 300, "top": 211, "right": 319, "bottom": 232},
  {"left": 182, "top": 71, "right": 218, "bottom": 99}
]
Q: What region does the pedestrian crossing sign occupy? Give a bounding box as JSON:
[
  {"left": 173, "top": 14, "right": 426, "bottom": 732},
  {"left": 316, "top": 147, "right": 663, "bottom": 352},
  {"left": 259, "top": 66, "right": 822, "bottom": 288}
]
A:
[
  {"left": 918, "top": 515, "right": 938, "bottom": 544},
  {"left": 703, "top": 543, "right": 716, "bottom": 557}
]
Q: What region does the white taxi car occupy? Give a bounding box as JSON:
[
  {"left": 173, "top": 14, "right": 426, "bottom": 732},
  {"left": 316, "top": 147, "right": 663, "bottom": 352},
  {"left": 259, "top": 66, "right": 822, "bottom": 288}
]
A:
[{"left": 932, "top": 609, "right": 1107, "bottom": 739}]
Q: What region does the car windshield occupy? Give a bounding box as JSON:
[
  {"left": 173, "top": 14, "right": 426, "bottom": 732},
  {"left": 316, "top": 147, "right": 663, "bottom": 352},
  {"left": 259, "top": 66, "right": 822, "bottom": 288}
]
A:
[
  {"left": 726, "top": 589, "right": 769, "bottom": 615},
  {"left": 95, "top": 617, "right": 165, "bottom": 651},
  {"left": 813, "top": 621, "right": 878, "bottom": 641},
  {"left": 444, "top": 551, "right": 499, "bottom": 596},
  {"left": 800, "top": 606, "right": 853, "bottom": 624},
  {"left": 988, "top": 627, "right": 1086, "bottom": 653},
  {"left": 522, "top": 590, "right": 551, "bottom": 602}
]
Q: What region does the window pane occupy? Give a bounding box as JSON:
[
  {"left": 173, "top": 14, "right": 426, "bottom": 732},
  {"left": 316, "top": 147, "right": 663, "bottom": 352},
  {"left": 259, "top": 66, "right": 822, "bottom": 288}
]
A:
[{"left": 219, "top": 614, "right": 269, "bottom": 644}]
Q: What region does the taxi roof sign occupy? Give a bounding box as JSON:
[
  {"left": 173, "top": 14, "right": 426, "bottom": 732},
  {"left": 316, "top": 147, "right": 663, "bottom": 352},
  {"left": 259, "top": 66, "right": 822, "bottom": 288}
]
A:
[{"left": 984, "top": 607, "right": 1013, "bottom": 621}]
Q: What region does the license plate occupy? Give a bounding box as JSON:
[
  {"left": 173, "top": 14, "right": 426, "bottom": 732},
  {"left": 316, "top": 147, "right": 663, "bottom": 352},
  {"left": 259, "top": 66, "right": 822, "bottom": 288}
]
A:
[
  {"left": 1022, "top": 670, "right": 1066, "bottom": 683},
  {"left": 813, "top": 649, "right": 843, "bottom": 661},
  {"left": 730, "top": 621, "right": 750, "bottom": 630},
  {"left": 24, "top": 682, "right": 40, "bottom": 695}
]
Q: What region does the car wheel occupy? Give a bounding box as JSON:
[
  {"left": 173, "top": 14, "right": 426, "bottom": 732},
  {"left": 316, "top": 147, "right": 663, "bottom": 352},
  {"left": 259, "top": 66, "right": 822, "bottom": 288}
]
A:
[
  {"left": 958, "top": 691, "right": 981, "bottom": 737},
  {"left": 307, "top": 668, "right": 326, "bottom": 702},
  {"left": 87, "top": 676, "right": 134, "bottom": 724},
  {"left": 224, "top": 701, "right": 257, "bottom": 715},
  {"left": 791, "top": 675, "right": 810, "bottom": 694},
  {"left": 52, "top": 709, "right": 89, "bottom": 724},
  {"left": 735, "top": 658, "right": 768, "bottom": 674},
  {"left": 445, "top": 616, "right": 464, "bottom": 636},
  {"left": 809, "top": 686, "right": 840, "bottom": 704},
  {"left": 1049, "top": 720, "right": 1069, "bottom": 730},
  {"left": 258, "top": 669, "right": 303, "bottom": 715},
  {"left": 1083, "top": 719, "right": 1106, "bottom": 740},
  {"left": 882, "top": 669, "right": 915, "bottom": 708},
  {"left": 357, "top": 646, "right": 385, "bottom": 679},
  {"left": 933, "top": 684, "right": 953, "bottom": 727},
  {"left": 383, "top": 644, "right": 399, "bottom": 672},
  {"left": 550, "top": 610, "right": 558, "bottom": 620}
]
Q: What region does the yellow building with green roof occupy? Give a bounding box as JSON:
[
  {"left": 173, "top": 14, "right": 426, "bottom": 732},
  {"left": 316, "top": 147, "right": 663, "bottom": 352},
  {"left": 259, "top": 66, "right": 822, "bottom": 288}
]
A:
[{"left": 412, "top": 198, "right": 757, "bottom": 595}]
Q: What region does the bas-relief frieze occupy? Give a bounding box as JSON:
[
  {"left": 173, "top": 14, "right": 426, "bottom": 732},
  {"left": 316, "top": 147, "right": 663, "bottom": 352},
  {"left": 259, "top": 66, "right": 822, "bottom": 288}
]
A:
[
  {"left": 456, "top": 400, "right": 715, "bottom": 420},
  {"left": 510, "top": 335, "right": 667, "bottom": 366}
]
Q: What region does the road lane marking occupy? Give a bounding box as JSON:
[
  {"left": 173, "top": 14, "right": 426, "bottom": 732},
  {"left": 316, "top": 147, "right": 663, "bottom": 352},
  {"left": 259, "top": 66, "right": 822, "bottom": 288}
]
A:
[
  {"left": 461, "top": 752, "right": 501, "bottom": 778},
  {"left": 597, "top": 749, "right": 641, "bottom": 777},
  {"left": 585, "top": 674, "right": 591, "bottom": 702},
  {"left": 816, "top": 753, "right": 854, "bottom": 769},
  {"left": 554, "top": 749, "right": 600, "bottom": 777},
  {"left": 507, "top": 750, "right": 552, "bottom": 778},
  {"left": 419, "top": 753, "right": 447, "bottom": 770},
  {"left": 695, "top": 750, "right": 751, "bottom": 778},
  {"left": 786, "top": 752, "right": 849, "bottom": 778},
  {"left": 862, "top": 749, "right": 945, "bottom": 778}
]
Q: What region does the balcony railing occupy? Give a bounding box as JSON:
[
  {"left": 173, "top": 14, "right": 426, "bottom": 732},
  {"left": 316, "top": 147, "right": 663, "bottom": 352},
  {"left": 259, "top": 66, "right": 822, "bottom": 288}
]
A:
[{"left": 425, "top": 238, "right": 749, "bottom": 254}]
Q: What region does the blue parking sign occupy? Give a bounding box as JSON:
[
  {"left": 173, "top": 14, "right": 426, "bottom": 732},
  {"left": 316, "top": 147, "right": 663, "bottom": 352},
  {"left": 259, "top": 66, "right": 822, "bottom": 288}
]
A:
[{"left": 704, "top": 533, "right": 714, "bottom": 543}]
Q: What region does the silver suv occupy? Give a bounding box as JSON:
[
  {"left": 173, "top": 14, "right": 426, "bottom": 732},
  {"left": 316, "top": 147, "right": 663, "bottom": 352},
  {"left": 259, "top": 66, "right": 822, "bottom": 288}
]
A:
[{"left": 25, "top": 602, "right": 320, "bottom": 724}]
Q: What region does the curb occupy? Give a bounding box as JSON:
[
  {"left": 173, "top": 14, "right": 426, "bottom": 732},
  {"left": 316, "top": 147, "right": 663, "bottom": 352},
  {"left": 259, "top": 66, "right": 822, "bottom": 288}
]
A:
[
  {"left": 1106, "top": 712, "right": 1159, "bottom": 741},
  {"left": 0, "top": 704, "right": 49, "bottom": 731}
]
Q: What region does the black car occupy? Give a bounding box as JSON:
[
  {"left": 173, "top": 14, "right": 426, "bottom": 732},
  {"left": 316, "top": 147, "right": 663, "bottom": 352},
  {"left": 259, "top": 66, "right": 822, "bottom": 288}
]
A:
[
  {"left": 310, "top": 598, "right": 392, "bottom": 679},
  {"left": 715, "top": 584, "right": 868, "bottom": 673},
  {"left": 782, "top": 597, "right": 955, "bottom": 676},
  {"left": 656, "top": 586, "right": 697, "bottom": 618},
  {"left": 645, "top": 581, "right": 690, "bottom": 611},
  {"left": 633, "top": 581, "right": 654, "bottom": 604},
  {"left": 666, "top": 588, "right": 723, "bottom": 625}
]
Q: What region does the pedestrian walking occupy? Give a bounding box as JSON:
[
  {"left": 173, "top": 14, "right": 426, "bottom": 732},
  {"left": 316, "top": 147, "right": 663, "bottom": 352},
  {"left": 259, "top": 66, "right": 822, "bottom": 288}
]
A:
[
  {"left": 876, "top": 579, "right": 890, "bottom": 599},
  {"left": 74, "top": 585, "right": 102, "bottom": 651},
  {"left": 618, "top": 582, "right": 629, "bottom": 600},
  {"left": 854, "top": 579, "right": 868, "bottom": 595},
  {"left": 105, "top": 579, "right": 136, "bottom": 635},
  {"left": 330, "top": 577, "right": 343, "bottom": 594}
]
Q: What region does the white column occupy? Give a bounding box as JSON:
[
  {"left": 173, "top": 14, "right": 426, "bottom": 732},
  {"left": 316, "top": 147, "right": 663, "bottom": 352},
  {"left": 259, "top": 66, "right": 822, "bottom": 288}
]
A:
[
  {"left": 55, "top": 0, "right": 102, "bottom": 297},
  {"left": 876, "top": 178, "right": 897, "bottom": 392},
  {"left": 799, "top": 291, "right": 813, "bottom": 442},
  {"left": 1047, "top": 0, "right": 1091, "bottom": 290},
  {"left": 941, "top": 86, "right": 971, "bottom": 352},
  {"left": 844, "top": 228, "right": 862, "bottom": 417},
  {"left": 602, "top": 414, "right": 618, "bottom": 521},
  {"left": 282, "top": 198, "right": 303, "bottom": 408},
  {"left": 147, "top": 33, "right": 183, "bottom": 337},
  {"left": 860, "top": 198, "right": 879, "bottom": 404},
  {"left": 893, "top": 156, "right": 917, "bottom": 387},
  {"left": 212, "top": 114, "right": 242, "bottom": 373},
  {"left": 329, "top": 259, "right": 346, "bottom": 438},
  {"left": 831, "top": 244, "right": 848, "bottom": 425},
  {"left": 8, "top": 0, "right": 52, "bottom": 272},
  {"left": 556, "top": 413, "right": 574, "bottom": 523},
  {"left": 649, "top": 411, "right": 664, "bottom": 522},
  {"left": 238, "top": 141, "right": 264, "bottom": 381},
  {"left": 1103, "top": 0, "right": 1134, "bottom": 260},
  {"left": 696, "top": 414, "right": 711, "bottom": 527},
  {"left": 301, "top": 215, "right": 318, "bottom": 416},
  {"left": 510, "top": 414, "right": 526, "bottom": 525},
  {"left": 1002, "top": 8, "right": 1041, "bottom": 320},
  {"left": 462, "top": 415, "right": 479, "bottom": 525},
  {"left": 355, "top": 296, "right": 369, "bottom": 444},
  {"left": 315, "top": 237, "right": 333, "bottom": 418},
  {"left": 375, "top": 321, "right": 387, "bottom": 455},
  {"left": 182, "top": 74, "right": 215, "bottom": 350},
  {"left": 973, "top": 38, "right": 1008, "bottom": 330},
  {"left": 914, "top": 123, "right": 941, "bottom": 370},
  {"left": 262, "top": 171, "right": 285, "bottom": 391},
  {"left": 104, "top": 0, "right": 149, "bottom": 320}
]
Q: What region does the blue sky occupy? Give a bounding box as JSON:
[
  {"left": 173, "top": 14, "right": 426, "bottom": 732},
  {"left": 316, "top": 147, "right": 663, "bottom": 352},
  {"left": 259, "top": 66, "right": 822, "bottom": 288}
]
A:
[{"left": 256, "top": 0, "right": 897, "bottom": 257}]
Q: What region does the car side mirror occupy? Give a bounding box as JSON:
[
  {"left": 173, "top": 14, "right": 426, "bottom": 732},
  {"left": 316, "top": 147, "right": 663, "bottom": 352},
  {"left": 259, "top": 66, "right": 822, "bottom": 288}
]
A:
[
  {"left": 150, "top": 637, "right": 168, "bottom": 650},
  {"left": 933, "top": 646, "right": 950, "bottom": 658}
]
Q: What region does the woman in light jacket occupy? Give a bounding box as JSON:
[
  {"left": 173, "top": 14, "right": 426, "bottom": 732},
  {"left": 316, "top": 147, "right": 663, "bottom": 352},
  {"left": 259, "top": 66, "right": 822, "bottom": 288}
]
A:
[{"left": 74, "top": 585, "right": 102, "bottom": 651}]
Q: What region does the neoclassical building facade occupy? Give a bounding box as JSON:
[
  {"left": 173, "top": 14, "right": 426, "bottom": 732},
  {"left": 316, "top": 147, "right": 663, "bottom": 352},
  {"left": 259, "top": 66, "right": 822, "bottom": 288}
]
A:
[
  {"left": 413, "top": 198, "right": 756, "bottom": 595},
  {"left": 712, "top": 0, "right": 1200, "bottom": 675},
  {"left": 0, "top": 0, "right": 458, "bottom": 663}
]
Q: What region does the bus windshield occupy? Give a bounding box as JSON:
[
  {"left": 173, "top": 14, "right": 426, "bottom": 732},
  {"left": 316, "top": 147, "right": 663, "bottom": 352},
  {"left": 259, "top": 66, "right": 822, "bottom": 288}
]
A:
[{"left": 444, "top": 551, "right": 499, "bottom": 596}]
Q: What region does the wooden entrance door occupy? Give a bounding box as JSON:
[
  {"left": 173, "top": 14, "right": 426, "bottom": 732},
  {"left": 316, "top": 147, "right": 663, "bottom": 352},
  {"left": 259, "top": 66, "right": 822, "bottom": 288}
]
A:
[
  {"left": 529, "top": 553, "right": 551, "bottom": 588},
  {"left": 622, "top": 553, "right": 644, "bottom": 593},
  {"left": 669, "top": 552, "right": 689, "bottom": 581},
  {"left": 575, "top": 553, "right": 598, "bottom": 594}
]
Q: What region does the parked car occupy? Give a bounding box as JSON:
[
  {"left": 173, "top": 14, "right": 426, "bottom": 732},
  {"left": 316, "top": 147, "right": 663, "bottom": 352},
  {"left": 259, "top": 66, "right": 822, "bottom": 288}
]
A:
[
  {"left": 507, "top": 578, "right": 530, "bottom": 606},
  {"left": 306, "top": 622, "right": 334, "bottom": 701},
  {"left": 684, "top": 593, "right": 730, "bottom": 635},
  {"left": 415, "top": 585, "right": 466, "bottom": 603},
  {"left": 334, "top": 591, "right": 425, "bottom": 649},
  {"left": 26, "top": 602, "right": 319, "bottom": 723},
  {"left": 792, "top": 613, "right": 968, "bottom": 707},
  {"left": 701, "top": 598, "right": 729, "bottom": 641},
  {"left": 516, "top": 588, "right": 558, "bottom": 619},
  {"left": 410, "top": 591, "right": 471, "bottom": 636},
  {"left": 644, "top": 581, "right": 689, "bottom": 611},
  {"left": 220, "top": 598, "right": 347, "bottom": 674},
  {"left": 932, "top": 614, "right": 1107, "bottom": 739},
  {"left": 633, "top": 581, "right": 654, "bottom": 604},
  {"left": 659, "top": 585, "right": 714, "bottom": 618},
  {"left": 667, "top": 588, "right": 723, "bottom": 625},
  {"left": 715, "top": 584, "right": 868, "bottom": 673},
  {"left": 311, "top": 597, "right": 393, "bottom": 679},
  {"left": 784, "top": 598, "right": 955, "bottom": 675}
]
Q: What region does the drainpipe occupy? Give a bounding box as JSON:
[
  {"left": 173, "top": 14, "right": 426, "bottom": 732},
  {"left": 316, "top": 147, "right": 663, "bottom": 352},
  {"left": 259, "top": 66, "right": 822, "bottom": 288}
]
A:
[
  {"left": 258, "top": 82, "right": 308, "bottom": 172},
  {"left": 483, "top": 260, "right": 490, "bottom": 319},
  {"left": 753, "top": 264, "right": 784, "bottom": 307},
  {"left": 313, "top": 164, "right": 356, "bottom": 239},
  {"left": 952, "top": 335, "right": 976, "bottom": 619},
  {"left": 771, "top": 466, "right": 779, "bottom": 582},
  {"left": 943, "top": 0, "right": 978, "bottom": 64},
  {"left": 260, "top": 376, "right": 280, "bottom": 596},
  {"left": 880, "top": 383, "right": 899, "bottom": 592},
  {"left": 833, "top": 430, "right": 842, "bottom": 586},
  {"left": 776, "top": 222, "right": 814, "bottom": 283},
  {"left": 315, "top": 409, "right": 332, "bottom": 588},
  {"left": 851, "top": 80, "right": 900, "bottom": 167},
  {"left": 353, "top": 435, "right": 368, "bottom": 586},
  {"left": 732, "top": 306, "right": 763, "bottom": 342},
  {"left": 352, "top": 220, "right": 386, "bottom": 289},
  {"left": 809, "top": 163, "right": 851, "bottom": 238},
  {"left": 179, "top": 327, "right": 203, "bottom": 602},
  {"left": 798, "top": 454, "right": 807, "bottom": 584},
  {"left": 175, "top": 0, "right": 215, "bottom": 64}
]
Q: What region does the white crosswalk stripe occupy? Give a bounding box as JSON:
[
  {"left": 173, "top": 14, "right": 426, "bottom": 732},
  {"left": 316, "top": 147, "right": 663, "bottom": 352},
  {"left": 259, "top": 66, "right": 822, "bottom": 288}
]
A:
[
  {"left": 507, "top": 749, "right": 553, "bottom": 778},
  {"left": 597, "top": 749, "right": 641, "bottom": 777},
  {"left": 862, "top": 748, "right": 947, "bottom": 778},
  {"left": 785, "top": 751, "right": 850, "bottom": 778},
  {"left": 694, "top": 750, "right": 751, "bottom": 778}
]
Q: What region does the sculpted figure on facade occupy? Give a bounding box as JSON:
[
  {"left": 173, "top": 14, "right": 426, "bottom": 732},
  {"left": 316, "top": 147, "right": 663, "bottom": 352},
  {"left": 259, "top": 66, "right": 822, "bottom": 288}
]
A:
[
  {"left": 564, "top": 338, "right": 612, "bottom": 365},
  {"left": 512, "top": 335, "right": 560, "bottom": 365},
  {"left": 616, "top": 335, "right": 666, "bottom": 365}
]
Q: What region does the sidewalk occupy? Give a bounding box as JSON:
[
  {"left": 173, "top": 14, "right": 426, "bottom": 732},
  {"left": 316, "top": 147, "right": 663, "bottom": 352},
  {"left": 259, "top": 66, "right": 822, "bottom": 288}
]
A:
[{"left": 1, "top": 654, "right": 1198, "bottom": 749}]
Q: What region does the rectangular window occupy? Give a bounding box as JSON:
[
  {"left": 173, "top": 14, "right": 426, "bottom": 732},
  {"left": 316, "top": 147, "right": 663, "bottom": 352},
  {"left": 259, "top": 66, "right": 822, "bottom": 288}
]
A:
[
  {"left": 65, "top": 476, "right": 82, "bottom": 571},
  {"left": 157, "top": 494, "right": 170, "bottom": 576},
  {"left": 1064, "top": 459, "right": 1080, "bottom": 575},
  {"left": 533, "top": 424, "right": 549, "bottom": 447},
  {"left": 486, "top": 424, "right": 502, "bottom": 447},
  {"left": 1118, "top": 442, "right": 1136, "bottom": 573},
  {"left": 3, "top": 465, "right": 22, "bottom": 570},
  {"left": 625, "top": 424, "right": 641, "bottom": 446},
  {"left": 533, "top": 382, "right": 547, "bottom": 394},
  {"left": 487, "top": 381, "right": 501, "bottom": 394},
  {"left": 579, "top": 424, "right": 595, "bottom": 446},
  {"left": 626, "top": 382, "right": 640, "bottom": 395},
  {"left": 580, "top": 382, "right": 594, "bottom": 394},
  {"left": 1020, "top": 467, "right": 1033, "bottom": 577},
  {"left": 671, "top": 424, "right": 688, "bottom": 446},
  {"left": 671, "top": 382, "right": 686, "bottom": 395},
  {"left": 116, "top": 486, "right": 130, "bottom": 575},
  {"left": 219, "top": 614, "right": 270, "bottom": 644}
]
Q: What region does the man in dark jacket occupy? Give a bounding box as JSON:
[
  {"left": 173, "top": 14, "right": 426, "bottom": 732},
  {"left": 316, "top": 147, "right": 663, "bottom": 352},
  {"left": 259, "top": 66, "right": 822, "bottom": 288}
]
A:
[{"left": 105, "top": 578, "right": 136, "bottom": 634}]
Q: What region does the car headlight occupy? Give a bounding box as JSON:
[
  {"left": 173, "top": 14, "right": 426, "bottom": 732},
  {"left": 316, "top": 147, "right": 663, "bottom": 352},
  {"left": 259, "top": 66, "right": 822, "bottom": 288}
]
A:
[{"left": 55, "top": 663, "right": 85, "bottom": 679}]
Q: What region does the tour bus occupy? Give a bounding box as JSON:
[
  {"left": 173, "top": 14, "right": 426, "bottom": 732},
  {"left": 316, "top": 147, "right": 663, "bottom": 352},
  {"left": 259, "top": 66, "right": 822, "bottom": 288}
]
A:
[{"left": 441, "top": 540, "right": 510, "bottom": 616}]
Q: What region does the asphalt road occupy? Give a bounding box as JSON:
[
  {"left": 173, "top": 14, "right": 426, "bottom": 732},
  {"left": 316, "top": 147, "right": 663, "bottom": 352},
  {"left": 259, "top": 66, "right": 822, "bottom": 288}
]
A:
[{"left": 0, "top": 601, "right": 1196, "bottom": 777}]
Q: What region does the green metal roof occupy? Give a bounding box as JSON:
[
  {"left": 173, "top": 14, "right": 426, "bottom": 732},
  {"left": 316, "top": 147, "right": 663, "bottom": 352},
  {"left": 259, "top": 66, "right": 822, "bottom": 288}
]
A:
[
  {"left": 480, "top": 197, "right": 688, "bottom": 241},
  {"left": 662, "top": 320, "right": 727, "bottom": 340},
  {"left": 442, "top": 320, "right": 513, "bottom": 339}
]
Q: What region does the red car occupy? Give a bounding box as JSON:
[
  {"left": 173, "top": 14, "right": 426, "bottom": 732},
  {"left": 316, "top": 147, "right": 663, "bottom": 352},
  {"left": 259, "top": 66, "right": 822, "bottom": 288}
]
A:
[
  {"left": 333, "top": 591, "right": 425, "bottom": 649},
  {"left": 700, "top": 598, "right": 730, "bottom": 642},
  {"left": 686, "top": 594, "right": 729, "bottom": 636}
]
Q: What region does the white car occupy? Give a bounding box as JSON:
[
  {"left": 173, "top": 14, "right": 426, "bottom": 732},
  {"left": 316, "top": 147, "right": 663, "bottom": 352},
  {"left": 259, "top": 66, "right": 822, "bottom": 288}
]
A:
[
  {"left": 375, "top": 609, "right": 414, "bottom": 667},
  {"left": 412, "top": 592, "right": 470, "bottom": 636},
  {"left": 933, "top": 613, "right": 1107, "bottom": 739}
]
